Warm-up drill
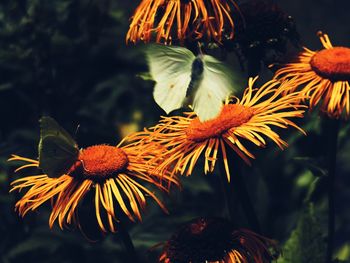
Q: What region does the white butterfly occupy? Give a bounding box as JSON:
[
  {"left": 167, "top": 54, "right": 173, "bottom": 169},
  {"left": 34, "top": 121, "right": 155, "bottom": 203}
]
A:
[{"left": 146, "top": 45, "right": 237, "bottom": 121}]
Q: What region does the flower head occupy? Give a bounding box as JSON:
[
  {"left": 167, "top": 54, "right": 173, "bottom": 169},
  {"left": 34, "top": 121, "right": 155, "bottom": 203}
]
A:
[
  {"left": 159, "top": 217, "right": 278, "bottom": 263},
  {"left": 10, "top": 140, "right": 178, "bottom": 233},
  {"left": 126, "top": 0, "right": 238, "bottom": 44},
  {"left": 273, "top": 32, "right": 350, "bottom": 119},
  {"left": 227, "top": 0, "right": 299, "bottom": 74},
  {"left": 141, "top": 77, "right": 305, "bottom": 182}
]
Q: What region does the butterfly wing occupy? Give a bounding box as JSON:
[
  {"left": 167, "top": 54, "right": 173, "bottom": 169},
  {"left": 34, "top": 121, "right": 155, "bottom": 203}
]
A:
[
  {"left": 146, "top": 44, "right": 195, "bottom": 114},
  {"left": 192, "top": 55, "right": 237, "bottom": 121},
  {"left": 38, "top": 116, "right": 79, "bottom": 178}
]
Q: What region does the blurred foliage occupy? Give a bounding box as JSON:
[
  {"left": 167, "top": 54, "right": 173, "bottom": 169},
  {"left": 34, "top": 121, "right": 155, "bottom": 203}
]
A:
[
  {"left": 0, "top": 0, "right": 349, "bottom": 263},
  {"left": 278, "top": 203, "right": 326, "bottom": 263},
  {"left": 336, "top": 243, "right": 350, "bottom": 262}
]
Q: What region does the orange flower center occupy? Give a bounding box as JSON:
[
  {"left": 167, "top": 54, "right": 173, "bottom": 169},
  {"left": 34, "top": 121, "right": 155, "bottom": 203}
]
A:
[
  {"left": 310, "top": 47, "right": 350, "bottom": 81},
  {"left": 185, "top": 104, "right": 254, "bottom": 142},
  {"left": 71, "top": 145, "right": 129, "bottom": 179}
]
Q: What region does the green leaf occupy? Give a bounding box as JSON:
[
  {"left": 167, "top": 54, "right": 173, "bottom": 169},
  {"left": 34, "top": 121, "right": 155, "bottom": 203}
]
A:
[
  {"left": 293, "top": 157, "right": 327, "bottom": 177},
  {"left": 336, "top": 243, "right": 350, "bottom": 261},
  {"left": 136, "top": 72, "right": 154, "bottom": 82},
  {"left": 278, "top": 203, "right": 327, "bottom": 263},
  {"left": 296, "top": 170, "right": 314, "bottom": 188}
]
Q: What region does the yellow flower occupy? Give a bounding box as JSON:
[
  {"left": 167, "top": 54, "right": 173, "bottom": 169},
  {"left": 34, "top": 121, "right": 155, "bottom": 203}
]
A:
[
  {"left": 126, "top": 0, "right": 238, "bottom": 44},
  {"left": 273, "top": 32, "right": 350, "bottom": 119},
  {"left": 159, "top": 217, "right": 278, "bottom": 263},
  {"left": 140, "top": 77, "right": 305, "bottom": 182},
  {"left": 9, "top": 140, "right": 178, "bottom": 233}
]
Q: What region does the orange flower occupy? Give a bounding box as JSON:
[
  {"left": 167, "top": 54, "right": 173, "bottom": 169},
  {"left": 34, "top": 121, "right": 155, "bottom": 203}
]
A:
[
  {"left": 159, "top": 217, "right": 278, "bottom": 263},
  {"left": 140, "top": 77, "right": 305, "bottom": 182},
  {"left": 9, "top": 140, "right": 178, "bottom": 233},
  {"left": 126, "top": 0, "right": 238, "bottom": 44},
  {"left": 273, "top": 32, "right": 350, "bottom": 119}
]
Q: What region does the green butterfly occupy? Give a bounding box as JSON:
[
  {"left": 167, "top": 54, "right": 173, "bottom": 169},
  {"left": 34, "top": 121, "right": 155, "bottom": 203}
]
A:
[{"left": 38, "top": 116, "right": 80, "bottom": 178}]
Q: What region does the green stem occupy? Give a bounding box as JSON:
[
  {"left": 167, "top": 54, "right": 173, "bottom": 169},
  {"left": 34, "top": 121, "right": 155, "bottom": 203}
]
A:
[
  {"left": 219, "top": 167, "right": 238, "bottom": 222},
  {"left": 219, "top": 148, "right": 261, "bottom": 233},
  {"left": 235, "top": 169, "right": 262, "bottom": 234},
  {"left": 115, "top": 221, "right": 139, "bottom": 263},
  {"left": 326, "top": 117, "right": 340, "bottom": 263}
]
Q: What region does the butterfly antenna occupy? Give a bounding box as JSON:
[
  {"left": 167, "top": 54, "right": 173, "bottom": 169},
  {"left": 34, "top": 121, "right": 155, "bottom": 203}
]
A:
[
  {"left": 74, "top": 124, "right": 81, "bottom": 138},
  {"left": 80, "top": 160, "right": 91, "bottom": 173},
  {"left": 197, "top": 42, "right": 204, "bottom": 56}
]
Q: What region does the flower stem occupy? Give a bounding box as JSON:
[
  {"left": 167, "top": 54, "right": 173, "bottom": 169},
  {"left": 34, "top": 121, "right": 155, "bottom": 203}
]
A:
[
  {"left": 219, "top": 167, "right": 238, "bottom": 222},
  {"left": 219, "top": 148, "right": 261, "bottom": 233},
  {"left": 326, "top": 117, "right": 340, "bottom": 263},
  {"left": 115, "top": 221, "right": 140, "bottom": 263}
]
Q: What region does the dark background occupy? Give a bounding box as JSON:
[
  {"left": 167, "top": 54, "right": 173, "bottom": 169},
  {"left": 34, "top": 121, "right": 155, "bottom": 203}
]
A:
[{"left": 0, "top": 0, "right": 349, "bottom": 262}]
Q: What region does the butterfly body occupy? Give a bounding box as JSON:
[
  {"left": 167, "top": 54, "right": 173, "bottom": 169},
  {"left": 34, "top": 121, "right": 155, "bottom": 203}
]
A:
[
  {"left": 187, "top": 56, "right": 205, "bottom": 97},
  {"left": 146, "top": 45, "right": 238, "bottom": 121}
]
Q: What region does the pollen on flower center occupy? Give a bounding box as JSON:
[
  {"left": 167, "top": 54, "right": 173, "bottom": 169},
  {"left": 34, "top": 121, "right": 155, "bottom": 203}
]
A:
[
  {"left": 72, "top": 145, "right": 129, "bottom": 179},
  {"left": 185, "top": 104, "right": 254, "bottom": 142},
  {"left": 310, "top": 47, "right": 350, "bottom": 81}
]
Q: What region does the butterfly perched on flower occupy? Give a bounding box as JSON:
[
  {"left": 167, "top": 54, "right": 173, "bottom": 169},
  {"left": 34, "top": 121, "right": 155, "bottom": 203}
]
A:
[
  {"left": 38, "top": 116, "right": 80, "bottom": 178},
  {"left": 146, "top": 45, "right": 238, "bottom": 121}
]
